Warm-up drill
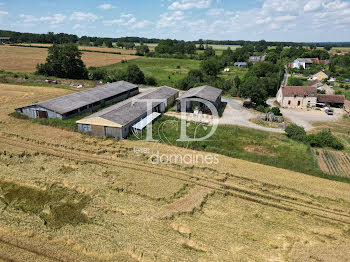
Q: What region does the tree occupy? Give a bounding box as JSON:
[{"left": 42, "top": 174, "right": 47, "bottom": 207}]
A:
[
  {"left": 36, "top": 43, "right": 88, "bottom": 79},
  {"left": 285, "top": 123, "right": 307, "bottom": 143},
  {"left": 124, "top": 42, "right": 135, "bottom": 50},
  {"left": 104, "top": 39, "right": 113, "bottom": 48},
  {"left": 126, "top": 64, "right": 145, "bottom": 84},
  {"left": 116, "top": 41, "right": 125, "bottom": 49},
  {"left": 239, "top": 76, "right": 268, "bottom": 106},
  {"left": 265, "top": 52, "right": 279, "bottom": 64},
  {"left": 200, "top": 58, "right": 220, "bottom": 77},
  {"left": 93, "top": 38, "right": 104, "bottom": 47},
  {"left": 136, "top": 44, "right": 150, "bottom": 56},
  {"left": 202, "top": 46, "right": 215, "bottom": 58}
]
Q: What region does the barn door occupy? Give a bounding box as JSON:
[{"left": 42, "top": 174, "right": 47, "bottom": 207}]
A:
[{"left": 37, "top": 110, "right": 48, "bottom": 119}]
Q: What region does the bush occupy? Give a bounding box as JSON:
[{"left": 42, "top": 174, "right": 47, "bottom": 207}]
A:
[
  {"left": 308, "top": 130, "right": 344, "bottom": 150},
  {"left": 145, "top": 76, "right": 157, "bottom": 86},
  {"left": 256, "top": 105, "right": 266, "bottom": 113},
  {"left": 285, "top": 123, "right": 307, "bottom": 143},
  {"left": 88, "top": 67, "right": 108, "bottom": 80},
  {"left": 270, "top": 107, "right": 282, "bottom": 116}
]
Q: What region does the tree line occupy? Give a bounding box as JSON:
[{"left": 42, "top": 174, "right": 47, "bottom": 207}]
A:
[{"left": 2, "top": 29, "right": 350, "bottom": 49}]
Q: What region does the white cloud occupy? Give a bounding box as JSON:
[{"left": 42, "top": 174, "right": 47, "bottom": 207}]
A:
[
  {"left": 168, "top": 0, "right": 211, "bottom": 10},
  {"left": 206, "top": 8, "right": 233, "bottom": 16},
  {"left": 304, "top": 0, "right": 322, "bottom": 12},
  {"left": 104, "top": 13, "right": 137, "bottom": 26},
  {"left": 274, "top": 15, "right": 297, "bottom": 22},
  {"left": 157, "top": 11, "right": 185, "bottom": 28},
  {"left": 132, "top": 20, "right": 152, "bottom": 29},
  {"left": 0, "top": 10, "right": 8, "bottom": 15},
  {"left": 98, "top": 3, "right": 115, "bottom": 10},
  {"left": 72, "top": 24, "right": 81, "bottom": 30},
  {"left": 20, "top": 13, "right": 66, "bottom": 24},
  {"left": 70, "top": 12, "right": 98, "bottom": 22}
]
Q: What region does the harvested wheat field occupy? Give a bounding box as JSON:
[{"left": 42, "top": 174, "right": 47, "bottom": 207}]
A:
[
  {"left": 0, "top": 45, "right": 139, "bottom": 72},
  {"left": 1, "top": 83, "right": 350, "bottom": 261},
  {"left": 17, "top": 43, "right": 137, "bottom": 55}
]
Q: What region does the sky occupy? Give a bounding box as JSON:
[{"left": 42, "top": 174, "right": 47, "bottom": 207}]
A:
[{"left": 0, "top": 0, "right": 350, "bottom": 42}]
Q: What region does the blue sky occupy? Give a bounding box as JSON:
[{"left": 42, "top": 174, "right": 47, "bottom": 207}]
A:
[{"left": 1, "top": 0, "right": 350, "bottom": 42}]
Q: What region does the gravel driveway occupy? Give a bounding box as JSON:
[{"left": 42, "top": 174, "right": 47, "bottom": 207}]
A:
[
  {"left": 267, "top": 98, "right": 344, "bottom": 131},
  {"left": 220, "top": 98, "right": 285, "bottom": 133}
]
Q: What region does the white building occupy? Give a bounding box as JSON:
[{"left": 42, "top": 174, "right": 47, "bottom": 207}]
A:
[
  {"left": 276, "top": 86, "right": 317, "bottom": 108},
  {"left": 292, "top": 58, "right": 313, "bottom": 69}
]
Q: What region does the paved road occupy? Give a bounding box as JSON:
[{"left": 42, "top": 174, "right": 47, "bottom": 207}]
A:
[{"left": 220, "top": 97, "right": 285, "bottom": 133}]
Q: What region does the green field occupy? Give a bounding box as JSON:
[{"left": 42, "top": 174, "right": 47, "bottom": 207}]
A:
[
  {"left": 133, "top": 43, "right": 241, "bottom": 52},
  {"left": 333, "top": 84, "right": 350, "bottom": 100},
  {"left": 220, "top": 66, "right": 248, "bottom": 80},
  {"left": 130, "top": 116, "right": 321, "bottom": 177},
  {"left": 104, "top": 57, "right": 201, "bottom": 86}
]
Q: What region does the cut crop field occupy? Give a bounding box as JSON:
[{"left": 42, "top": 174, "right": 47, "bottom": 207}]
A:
[
  {"left": 1, "top": 83, "right": 350, "bottom": 261},
  {"left": 17, "top": 43, "right": 137, "bottom": 55},
  {"left": 315, "top": 148, "right": 350, "bottom": 177},
  {"left": 0, "top": 45, "right": 139, "bottom": 72}
]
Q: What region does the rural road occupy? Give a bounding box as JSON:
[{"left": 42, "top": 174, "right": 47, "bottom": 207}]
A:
[{"left": 219, "top": 97, "right": 285, "bottom": 133}]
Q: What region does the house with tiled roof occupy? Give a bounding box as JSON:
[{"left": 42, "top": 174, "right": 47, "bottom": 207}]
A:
[
  {"left": 313, "top": 70, "right": 330, "bottom": 81},
  {"left": 276, "top": 86, "right": 317, "bottom": 108}
]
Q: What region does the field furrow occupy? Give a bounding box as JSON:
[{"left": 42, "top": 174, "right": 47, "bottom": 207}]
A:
[{"left": 1, "top": 134, "right": 350, "bottom": 226}]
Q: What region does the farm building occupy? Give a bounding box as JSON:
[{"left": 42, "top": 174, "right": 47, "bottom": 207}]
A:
[
  {"left": 234, "top": 62, "right": 247, "bottom": 67},
  {"left": 15, "top": 81, "right": 139, "bottom": 120},
  {"left": 276, "top": 86, "right": 317, "bottom": 108},
  {"left": 176, "top": 85, "right": 222, "bottom": 114},
  {"left": 291, "top": 58, "right": 314, "bottom": 69},
  {"left": 308, "top": 80, "right": 334, "bottom": 94},
  {"left": 249, "top": 54, "right": 266, "bottom": 64},
  {"left": 313, "top": 70, "right": 330, "bottom": 81},
  {"left": 76, "top": 86, "right": 179, "bottom": 139},
  {"left": 317, "top": 94, "right": 345, "bottom": 108},
  {"left": 0, "top": 37, "right": 11, "bottom": 44}
]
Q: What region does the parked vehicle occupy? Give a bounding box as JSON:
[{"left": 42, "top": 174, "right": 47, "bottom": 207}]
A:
[{"left": 325, "top": 109, "right": 334, "bottom": 115}]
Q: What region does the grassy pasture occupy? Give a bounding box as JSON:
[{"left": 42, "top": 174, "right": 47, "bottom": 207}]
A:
[
  {"left": 130, "top": 116, "right": 319, "bottom": 176},
  {"left": 1, "top": 83, "right": 350, "bottom": 260},
  {"left": 0, "top": 45, "right": 138, "bottom": 73},
  {"left": 196, "top": 44, "right": 241, "bottom": 50},
  {"left": 103, "top": 56, "right": 201, "bottom": 86}
]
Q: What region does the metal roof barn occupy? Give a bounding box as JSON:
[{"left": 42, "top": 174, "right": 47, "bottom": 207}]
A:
[
  {"left": 16, "top": 81, "right": 139, "bottom": 119},
  {"left": 76, "top": 86, "right": 179, "bottom": 138},
  {"left": 177, "top": 85, "right": 222, "bottom": 103},
  {"left": 36, "top": 81, "right": 138, "bottom": 115},
  {"left": 132, "top": 112, "right": 161, "bottom": 131}
]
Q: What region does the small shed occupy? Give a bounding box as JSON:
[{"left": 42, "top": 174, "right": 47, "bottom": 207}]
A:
[{"left": 234, "top": 62, "right": 247, "bottom": 67}]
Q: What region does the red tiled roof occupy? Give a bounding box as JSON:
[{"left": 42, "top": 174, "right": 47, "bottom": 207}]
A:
[
  {"left": 317, "top": 94, "right": 345, "bottom": 104},
  {"left": 311, "top": 58, "right": 320, "bottom": 63},
  {"left": 281, "top": 86, "right": 317, "bottom": 97}
]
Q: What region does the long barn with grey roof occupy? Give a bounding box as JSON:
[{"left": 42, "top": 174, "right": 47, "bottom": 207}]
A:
[
  {"left": 76, "top": 86, "right": 179, "bottom": 138},
  {"left": 15, "top": 81, "right": 139, "bottom": 120},
  {"left": 176, "top": 85, "right": 222, "bottom": 113}
]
